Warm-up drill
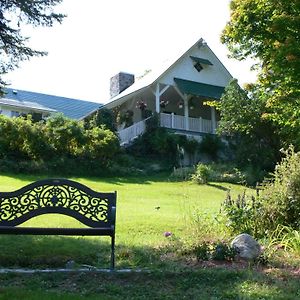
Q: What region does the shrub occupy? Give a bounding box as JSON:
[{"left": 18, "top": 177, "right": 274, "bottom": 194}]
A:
[
  {"left": 257, "top": 146, "right": 300, "bottom": 231},
  {"left": 221, "top": 147, "right": 300, "bottom": 238},
  {"left": 191, "top": 163, "right": 212, "bottom": 184},
  {"left": 0, "top": 114, "right": 120, "bottom": 175},
  {"left": 221, "top": 190, "right": 263, "bottom": 237},
  {"left": 193, "top": 240, "right": 236, "bottom": 262},
  {"left": 191, "top": 162, "right": 246, "bottom": 185}
]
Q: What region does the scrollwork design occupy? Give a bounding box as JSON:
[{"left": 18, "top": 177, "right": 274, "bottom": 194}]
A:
[{"left": 0, "top": 184, "right": 109, "bottom": 223}]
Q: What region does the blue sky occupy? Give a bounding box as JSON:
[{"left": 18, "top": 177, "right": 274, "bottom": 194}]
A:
[{"left": 3, "top": 0, "right": 257, "bottom": 103}]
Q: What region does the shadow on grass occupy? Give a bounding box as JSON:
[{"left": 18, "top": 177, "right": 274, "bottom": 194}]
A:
[
  {"left": 207, "top": 183, "right": 230, "bottom": 191},
  {"left": 0, "top": 236, "right": 299, "bottom": 299},
  {"left": 0, "top": 234, "right": 168, "bottom": 270},
  {"left": 1, "top": 172, "right": 173, "bottom": 186}
]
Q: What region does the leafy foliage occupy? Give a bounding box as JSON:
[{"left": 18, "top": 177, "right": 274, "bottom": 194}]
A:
[
  {"left": 191, "top": 162, "right": 247, "bottom": 185},
  {"left": 258, "top": 147, "right": 300, "bottom": 231},
  {"left": 191, "top": 164, "right": 211, "bottom": 184},
  {"left": 0, "top": 0, "right": 65, "bottom": 91},
  {"left": 198, "top": 134, "right": 224, "bottom": 160},
  {"left": 0, "top": 114, "right": 120, "bottom": 174},
  {"left": 222, "top": 0, "right": 300, "bottom": 147},
  {"left": 221, "top": 190, "right": 262, "bottom": 237},
  {"left": 86, "top": 108, "right": 116, "bottom": 132},
  {"left": 217, "top": 79, "right": 281, "bottom": 171},
  {"left": 127, "top": 126, "right": 197, "bottom": 166},
  {"left": 193, "top": 240, "right": 236, "bottom": 262},
  {"left": 221, "top": 147, "right": 300, "bottom": 238}
]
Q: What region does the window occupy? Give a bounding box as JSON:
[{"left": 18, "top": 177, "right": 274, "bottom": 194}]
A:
[{"left": 194, "top": 62, "right": 203, "bottom": 72}]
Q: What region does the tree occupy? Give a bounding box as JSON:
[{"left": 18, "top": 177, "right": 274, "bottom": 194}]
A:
[
  {"left": 0, "top": 0, "right": 65, "bottom": 93},
  {"left": 217, "top": 79, "right": 280, "bottom": 170},
  {"left": 221, "top": 0, "right": 300, "bottom": 147}
]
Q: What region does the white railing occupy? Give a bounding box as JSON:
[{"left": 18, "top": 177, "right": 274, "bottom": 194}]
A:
[
  {"left": 160, "top": 113, "right": 215, "bottom": 134},
  {"left": 118, "top": 114, "right": 217, "bottom": 145},
  {"left": 118, "top": 118, "right": 148, "bottom": 145}
]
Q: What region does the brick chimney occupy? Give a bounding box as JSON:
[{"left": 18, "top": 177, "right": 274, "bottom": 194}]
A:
[{"left": 110, "top": 72, "right": 135, "bottom": 98}]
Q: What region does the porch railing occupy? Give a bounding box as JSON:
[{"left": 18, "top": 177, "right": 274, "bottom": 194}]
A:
[
  {"left": 160, "top": 113, "right": 215, "bottom": 134},
  {"left": 118, "top": 118, "right": 148, "bottom": 145},
  {"left": 118, "top": 114, "right": 217, "bottom": 145}
]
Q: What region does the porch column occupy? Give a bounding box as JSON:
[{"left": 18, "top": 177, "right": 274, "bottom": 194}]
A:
[
  {"left": 184, "top": 96, "right": 189, "bottom": 130},
  {"left": 155, "top": 83, "right": 160, "bottom": 113},
  {"left": 211, "top": 106, "right": 216, "bottom": 133}
]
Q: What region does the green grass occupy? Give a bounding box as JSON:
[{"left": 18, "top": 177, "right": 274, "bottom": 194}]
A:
[
  {"left": 0, "top": 269, "right": 299, "bottom": 300},
  {"left": 0, "top": 173, "right": 299, "bottom": 299},
  {"left": 0, "top": 173, "right": 249, "bottom": 269}
]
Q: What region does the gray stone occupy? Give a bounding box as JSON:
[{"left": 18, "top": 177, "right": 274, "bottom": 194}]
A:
[
  {"left": 231, "top": 233, "right": 261, "bottom": 260},
  {"left": 110, "top": 72, "right": 135, "bottom": 98}
]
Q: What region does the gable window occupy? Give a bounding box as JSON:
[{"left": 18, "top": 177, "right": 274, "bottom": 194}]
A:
[
  {"left": 190, "top": 56, "right": 213, "bottom": 73},
  {"left": 194, "top": 62, "right": 203, "bottom": 72}
]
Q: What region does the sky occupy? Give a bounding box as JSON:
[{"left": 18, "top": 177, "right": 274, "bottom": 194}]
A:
[{"left": 3, "top": 0, "right": 257, "bottom": 104}]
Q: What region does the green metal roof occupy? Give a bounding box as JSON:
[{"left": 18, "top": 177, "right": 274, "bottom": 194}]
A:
[
  {"left": 190, "top": 56, "right": 213, "bottom": 65},
  {"left": 174, "top": 78, "right": 225, "bottom": 99}
]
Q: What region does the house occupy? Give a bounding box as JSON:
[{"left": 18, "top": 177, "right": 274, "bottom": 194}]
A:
[
  {"left": 104, "top": 38, "right": 232, "bottom": 145},
  {"left": 1, "top": 88, "right": 101, "bottom": 120}
]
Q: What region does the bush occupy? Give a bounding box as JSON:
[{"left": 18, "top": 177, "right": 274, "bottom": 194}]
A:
[
  {"left": 258, "top": 146, "right": 300, "bottom": 231},
  {"left": 221, "top": 190, "right": 262, "bottom": 237},
  {"left": 191, "top": 162, "right": 246, "bottom": 185},
  {"left": 221, "top": 147, "right": 300, "bottom": 238},
  {"left": 0, "top": 114, "right": 120, "bottom": 175},
  {"left": 193, "top": 240, "right": 236, "bottom": 262},
  {"left": 191, "top": 163, "right": 212, "bottom": 184}
]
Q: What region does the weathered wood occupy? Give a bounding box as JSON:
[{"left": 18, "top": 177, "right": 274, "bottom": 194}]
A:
[{"left": 0, "top": 178, "right": 117, "bottom": 270}]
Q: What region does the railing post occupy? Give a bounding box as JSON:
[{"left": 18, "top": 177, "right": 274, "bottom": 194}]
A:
[
  {"left": 171, "top": 113, "right": 174, "bottom": 128},
  {"left": 199, "top": 117, "right": 203, "bottom": 132},
  {"left": 211, "top": 106, "right": 216, "bottom": 134},
  {"left": 184, "top": 97, "right": 189, "bottom": 130}
]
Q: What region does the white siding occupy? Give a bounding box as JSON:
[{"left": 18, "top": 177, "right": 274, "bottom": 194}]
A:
[{"left": 159, "top": 45, "right": 232, "bottom": 88}]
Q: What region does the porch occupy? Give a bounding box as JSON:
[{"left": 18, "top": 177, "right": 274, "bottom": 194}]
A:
[{"left": 118, "top": 113, "right": 216, "bottom": 145}]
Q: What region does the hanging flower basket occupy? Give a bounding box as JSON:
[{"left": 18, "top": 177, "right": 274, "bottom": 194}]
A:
[
  {"left": 178, "top": 101, "right": 184, "bottom": 109},
  {"left": 160, "top": 99, "right": 169, "bottom": 108},
  {"left": 136, "top": 100, "right": 147, "bottom": 111}
]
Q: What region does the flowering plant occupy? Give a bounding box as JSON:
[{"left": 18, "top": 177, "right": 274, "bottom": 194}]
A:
[
  {"left": 136, "top": 100, "right": 147, "bottom": 110},
  {"left": 160, "top": 99, "right": 169, "bottom": 108},
  {"left": 178, "top": 101, "right": 184, "bottom": 109}
]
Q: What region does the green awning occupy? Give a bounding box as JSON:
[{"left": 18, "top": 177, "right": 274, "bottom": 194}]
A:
[
  {"left": 174, "top": 78, "right": 225, "bottom": 99},
  {"left": 190, "top": 56, "right": 213, "bottom": 65}
]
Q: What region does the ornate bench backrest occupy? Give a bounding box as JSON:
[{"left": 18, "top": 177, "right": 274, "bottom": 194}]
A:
[{"left": 0, "top": 178, "right": 116, "bottom": 228}]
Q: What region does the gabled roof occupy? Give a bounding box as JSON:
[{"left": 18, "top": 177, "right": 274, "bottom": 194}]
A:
[
  {"left": 3, "top": 88, "right": 102, "bottom": 120},
  {"left": 104, "top": 38, "right": 232, "bottom": 109}
]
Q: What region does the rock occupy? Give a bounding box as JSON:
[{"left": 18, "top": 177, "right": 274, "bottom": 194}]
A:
[{"left": 231, "top": 233, "right": 261, "bottom": 260}]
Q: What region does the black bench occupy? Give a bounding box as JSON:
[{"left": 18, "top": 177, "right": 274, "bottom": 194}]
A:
[{"left": 0, "top": 178, "right": 117, "bottom": 270}]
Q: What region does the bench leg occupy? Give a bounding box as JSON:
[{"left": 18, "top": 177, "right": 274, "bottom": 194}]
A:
[{"left": 110, "top": 234, "right": 115, "bottom": 270}]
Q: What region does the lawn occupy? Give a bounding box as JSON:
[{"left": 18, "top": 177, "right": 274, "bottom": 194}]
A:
[
  {"left": 0, "top": 173, "right": 299, "bottom": 299},
  {"left": 0, "top": 173, "right": 247, "bottom": 268}
]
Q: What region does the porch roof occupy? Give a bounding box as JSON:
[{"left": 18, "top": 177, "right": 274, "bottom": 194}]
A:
[{"left": 174, "top": 78, "right": 225, "bottom": 99}]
